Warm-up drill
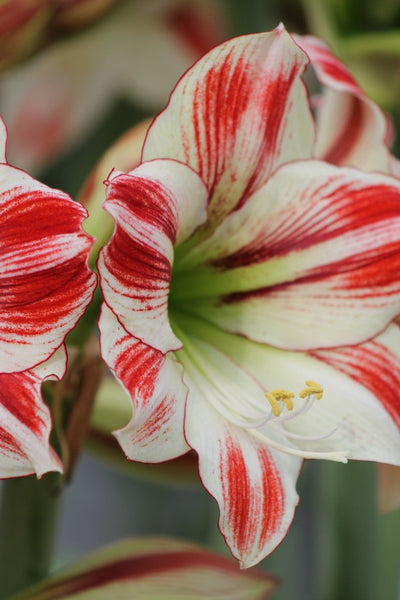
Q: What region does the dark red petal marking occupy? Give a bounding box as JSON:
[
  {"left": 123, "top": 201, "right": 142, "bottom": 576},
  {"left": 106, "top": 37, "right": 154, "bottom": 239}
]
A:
[
  {"left": 0, "top": 371, "right": 45, "bottom": 435},
  {"left": 214, "top": 180, "right": 400, "bottom": 273},
  {"left": 311, "top": 340, "right": 400, "bottom": 429},
  {"left": 99, "top": 305, "right": 188, "bottom": 461},
  {"left": 321, "top": 96, "right": 364, "bottom": 165},
  {"left": 101, "top": 175, "right": 176, "bottom": 298},
  {"left": 220, "top": 433, "right": 284, "bottom": 560},
  {"left": 0, "top": 180, "right": 95, "bottom": 369},
  {"left": 112, "top": 334, "right": 185, "bottom": 451},
  {"left": 0, "top": 426, "right": 26, "bottom": 458},
  {"left": 298, "top": 35, "right": 361, "bottom": 94},
  {"left": 143, "top": 29, "right": 313, "bottom": 230},
  {"left": 26, "top": 549, "right": 274, "bottom": 599},
  {"left": 190, "top": 53, "right": 300, "bottom": 203}
]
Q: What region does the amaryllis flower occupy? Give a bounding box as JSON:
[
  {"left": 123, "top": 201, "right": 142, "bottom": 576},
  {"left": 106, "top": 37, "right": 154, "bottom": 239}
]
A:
[
  {"left": 0, "top": 116, "right": 96, "bottom": 478},
  {"left": 97, "top": 26, "right": 400, "bottom": 567}
]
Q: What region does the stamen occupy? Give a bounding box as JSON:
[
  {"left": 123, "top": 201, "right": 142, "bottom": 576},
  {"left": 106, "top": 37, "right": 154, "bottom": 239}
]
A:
[
  {"left": 265, "top": 389, "right": 295, "bottom": 416},
  {"left": 299, "top": 380, "right": 323, "bottom": 400},
  {"left": 265, "top": 381, "right": 323, "bottom": 418},
  {"left": 270, "top": 423, "right": 339, "bottom": 442},
  {"left": 250, "top": 428, "right": 348, "bottom": 463}
]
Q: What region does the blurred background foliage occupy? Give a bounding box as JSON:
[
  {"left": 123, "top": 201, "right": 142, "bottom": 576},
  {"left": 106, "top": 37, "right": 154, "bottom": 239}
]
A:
[{"left": 0, "top": 1, "right": 399, "bottom": 599}]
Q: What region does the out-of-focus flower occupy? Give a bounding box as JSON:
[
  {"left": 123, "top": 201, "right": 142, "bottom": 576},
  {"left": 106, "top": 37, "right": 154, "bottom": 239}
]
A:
[
  {"left": 15, "top": 538, "right": 277, "bottom": 600},
  {"left": 97, "top": 26, "right": 400, "bottom": 567},
  {"left": 300, "top": 0, "right": 400, "bottom": 111},
  {"left": 0, "top": 0, "right": 225, "bottom": 173},
  {"left": 0, "top": 0, "right": 122, "bottom": 70},
  {"left": 0, "top": 116, "right": 96, "bottom": 478}
]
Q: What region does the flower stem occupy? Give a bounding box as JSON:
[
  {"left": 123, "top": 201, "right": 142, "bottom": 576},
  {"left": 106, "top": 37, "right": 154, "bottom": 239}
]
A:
[{"left": 0, "top": 473, "right": 61, "bottom": 599}]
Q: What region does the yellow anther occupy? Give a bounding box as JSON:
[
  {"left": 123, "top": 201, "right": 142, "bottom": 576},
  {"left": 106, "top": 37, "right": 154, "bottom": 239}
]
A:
[
  {"left": 265, "top": 389, "right": 295, "bottom": 417},
  {"left": 299, "top": 380, "right": 323, "bottom": 401}
]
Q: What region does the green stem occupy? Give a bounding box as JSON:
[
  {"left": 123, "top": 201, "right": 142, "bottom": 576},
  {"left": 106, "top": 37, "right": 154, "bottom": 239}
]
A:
[{"left": 0, "top": 473, "right": 61, "bottom": 599}]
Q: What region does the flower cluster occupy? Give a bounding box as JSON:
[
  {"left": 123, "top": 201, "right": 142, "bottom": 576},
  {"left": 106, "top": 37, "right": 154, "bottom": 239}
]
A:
[{"left": 1, "top": 24, "right": 400, "bottom": 568}]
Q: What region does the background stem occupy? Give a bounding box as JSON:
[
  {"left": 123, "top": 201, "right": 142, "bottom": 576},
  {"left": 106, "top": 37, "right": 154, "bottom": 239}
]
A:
[{"left": 0, "top": 473, "right": 61, "bottom": 599}]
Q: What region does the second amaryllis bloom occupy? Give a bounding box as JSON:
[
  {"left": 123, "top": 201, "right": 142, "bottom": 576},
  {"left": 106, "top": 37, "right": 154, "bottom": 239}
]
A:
[
  {"left": 0, "top": 116, "right": 96, "bottom": 478},
  {"left": 97, "top": 26, "right": 400, "bottom": 567}
]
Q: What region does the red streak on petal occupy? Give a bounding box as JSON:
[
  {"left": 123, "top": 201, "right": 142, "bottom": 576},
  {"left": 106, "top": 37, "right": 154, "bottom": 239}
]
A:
[
  {"left": 301, "top": 37, "right": 361, "bottom": 95},
  {"left": 129, "top": 398, "right": 170, "bottom": 445},
  {"left": 0, "top": 372, "right": 44, "bottom": 434},
  {"left": 107, "top": 176, "right": 178, "bottom": 242},
  {"left": 0, "top": 426, "right": 26, "bottom": 457},
  {"left": 114, "top": 337, "right": 164, "bottom": 404},
  {"left": 322, "top": 97, "right": 364, "bottom": 165},
  {"left": 311, "top": 342, "right": 400, "bottom": 429},
  {"left": 214, "top": 183, "right": 400, "bottom": 271},
  {"left": 256, "top": 446, "right": 284, "bottom": 552},
  {"left": 220, "top": 434, "right": 283, "bottom": 558},
  {"left": 31, "top": 550, "right": 271, "bottom": 599},
  {"left": 188, "top": 45, "right": 300, "bottom": 208}
]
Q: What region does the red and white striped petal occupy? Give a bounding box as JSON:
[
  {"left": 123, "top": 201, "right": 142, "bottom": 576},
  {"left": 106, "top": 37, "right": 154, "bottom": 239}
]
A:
[
  {"left": 0, "top": 347, "right": 66, "bottom": 478},
  {"left": 308, "top": 323, "right": 400, "bottom": 463},
  {"left": 184, "top": 386, "right": 301, "bottom": 568},
  {"left": 143, "top": 25, "right": 314, "bottom": 230},
  {"left": 0, "top": 116, "right": 7, "bottom": 163},
  {"left": 99, "top": 304, "right": 189, "bottom": 462},
  {"left": 98, "top": 159, "right": 208, "bottom": 354},
  {"left": 0, "top": 164, "right": 96, "bottom": 372},
  {"left": 296, "top": 35, "right": 391, "bottom": 172},
  {"left": 205, "top": 322, "right": 400, "bottom": 466},
  {"left": 169, "top": 324, "right": 301, "bottom": 566},
  {"left": 181, "top": 161, "right": 400, "bottom": 350}
]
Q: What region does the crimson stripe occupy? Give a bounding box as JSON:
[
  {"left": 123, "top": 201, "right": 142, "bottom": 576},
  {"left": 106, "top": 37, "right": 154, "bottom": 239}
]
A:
[
  {"left": 101, "top": 226, "right": 171, "bottom": 303},
  {"left": 0, "top": 426, "right": 26, "bottom": 457},
  {"left": 0, "top": 189, "right": 87, "bottom": 238},
  {"left": 0, "top": 257, "right": 94, "bottom": 337},
  {"left": 300, "top": 37, "right": 361, "bottom": 94},
  {"left": 221, "top": 246, "right": 400, "bottom": 306},
  {"left": 321, "top": 97, "right": 364, "bottom": 165},
  {"left": 220, "top": 434, "right": 283, "bottom": 558},
  {"left": 26, "top": 550, "right": 270, "bottom": 599},
  {"left": 113, "top": 336, "right": 165, "bottom": 405},
  {"left": 311, "top": 341, "right": 400, "bottom": 429},
  {"left": 0, "top": 371, "right": 44, "bottom": 434},
  {"left": 213, "top": 182, "right": 400, "bottom": 270},
  {"left": 106, "top": 175, "right": 178, "bottom": 242}
]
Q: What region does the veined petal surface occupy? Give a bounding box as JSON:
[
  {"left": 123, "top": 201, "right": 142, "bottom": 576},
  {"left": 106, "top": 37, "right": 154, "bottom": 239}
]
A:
[
  {"left": 170, "top": 322, "right": 301, "bottom": 567},
  {"left": 143, "top": 26, "right": 314, "bottom": 231},
  {"left": 0, "top": 347, "right": 66, "bottom": 478},
  {"left": 15, "top": 538, "right": 277, "bottom": 600},
  {"left": 99, "top": 304, "right": 189, "bottom": 462},
  {"left": 186, "top": 400, "right": 301, "bottom": 568},
  {"left": 197, "top": 321, "right": 400, "bottom": 466},
  {"left": 98, "top": 159, "right": 208, "bottom": 353},
  {"left": 178, "top": 161, "right": 400, "bottom": 350},
  {"left": 296, "top": 35, "right": 391, "bottom": 172},
  {"left": 0, "top": 164, "right": 96, "bottom": 372}
]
